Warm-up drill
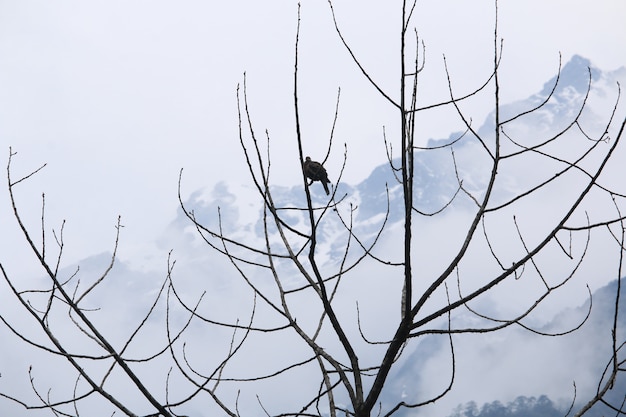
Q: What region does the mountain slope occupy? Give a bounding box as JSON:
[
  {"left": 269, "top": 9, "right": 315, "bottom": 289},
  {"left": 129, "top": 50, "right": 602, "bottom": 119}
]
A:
[
  {"left": 166, "top": 54, "right": 626, "bottom": 415},
  {"left": 181, "top": 55, "right": 622, "bottom": 232},
  {"left": 2, "top": 55, "right": 623, "bottom": 417}
]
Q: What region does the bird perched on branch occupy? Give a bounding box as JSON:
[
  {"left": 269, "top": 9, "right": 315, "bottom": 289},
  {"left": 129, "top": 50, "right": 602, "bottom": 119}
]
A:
[{"left": 303, "top": 156, "right": 331, "bottom": 195}]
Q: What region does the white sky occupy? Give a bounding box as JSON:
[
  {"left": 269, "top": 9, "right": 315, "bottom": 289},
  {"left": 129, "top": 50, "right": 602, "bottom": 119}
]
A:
[{"left": 0, "top": 1, "right": 624, "bottom": 267}]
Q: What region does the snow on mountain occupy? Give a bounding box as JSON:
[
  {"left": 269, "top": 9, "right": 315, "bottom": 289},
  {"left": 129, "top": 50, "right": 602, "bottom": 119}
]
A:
[
  {"left": 2, "top": 55, "right": 624, "bottom": 416},
  {"left": 161, "top": 54, "right": 626, "bottom": 414},
  {"left": 169, "top": 55, "right": 624, "bottom": 274}
]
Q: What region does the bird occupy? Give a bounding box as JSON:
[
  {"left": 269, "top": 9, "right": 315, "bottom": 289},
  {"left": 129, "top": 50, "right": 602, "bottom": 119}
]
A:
[{"left": 303, "top": 156, "right": 331, "bottom": 195}]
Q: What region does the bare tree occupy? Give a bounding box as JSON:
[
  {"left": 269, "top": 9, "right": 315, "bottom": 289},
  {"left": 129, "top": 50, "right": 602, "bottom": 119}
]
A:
[{"left": 1, "top": 1, "right": 626, "bottom": 417}]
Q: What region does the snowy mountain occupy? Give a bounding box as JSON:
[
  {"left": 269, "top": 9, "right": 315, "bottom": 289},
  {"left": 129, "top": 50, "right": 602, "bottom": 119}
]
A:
[
  {"left": 165, "top": 54, "right": 626, "bottom": 415},
  {"left": 2, "top": 55, "right": 624, "bottom": 417},
  {"left": 170, "top": 55, "right": 624, "bottom": 266}
]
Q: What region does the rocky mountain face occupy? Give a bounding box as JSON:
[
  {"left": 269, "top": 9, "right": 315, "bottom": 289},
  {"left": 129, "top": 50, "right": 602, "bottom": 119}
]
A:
[{"left": 164, "top": 55, "right": 626, "bottom": 416}]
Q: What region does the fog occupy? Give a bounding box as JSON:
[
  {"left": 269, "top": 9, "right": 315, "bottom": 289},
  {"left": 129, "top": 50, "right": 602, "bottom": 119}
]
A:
[{"left": 1, "top": 1, "right": 625, "bottom": 416}]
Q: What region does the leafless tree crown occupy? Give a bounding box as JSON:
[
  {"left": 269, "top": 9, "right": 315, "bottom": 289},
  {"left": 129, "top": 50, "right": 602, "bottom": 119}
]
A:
[{"left": 1, "top": 1, "right": 625, "bottom": 417}]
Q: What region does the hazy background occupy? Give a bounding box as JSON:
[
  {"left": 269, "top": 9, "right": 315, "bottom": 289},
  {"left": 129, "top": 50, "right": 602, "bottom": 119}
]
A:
[
  {"left": 0, "top": 1, "right": 625, "bottom": 416},
  {"left": 1, "top": 1, "right": 624, "bottom": 270}
]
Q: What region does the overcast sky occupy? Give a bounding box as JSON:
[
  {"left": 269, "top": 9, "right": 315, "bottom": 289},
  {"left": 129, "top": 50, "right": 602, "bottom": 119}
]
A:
[{"left": 0, "top": 0, "right": 624, "bottom": 269}]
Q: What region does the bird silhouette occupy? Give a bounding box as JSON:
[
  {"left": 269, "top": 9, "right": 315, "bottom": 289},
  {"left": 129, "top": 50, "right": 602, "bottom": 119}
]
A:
[{"left": 303, "top": 156, "right": 330, "bottom": 195}]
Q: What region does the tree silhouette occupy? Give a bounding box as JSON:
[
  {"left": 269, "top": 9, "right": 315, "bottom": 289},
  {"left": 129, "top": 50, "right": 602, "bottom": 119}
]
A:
[{"left": 1, "top": 1, "right": 625, "bottom": 416}]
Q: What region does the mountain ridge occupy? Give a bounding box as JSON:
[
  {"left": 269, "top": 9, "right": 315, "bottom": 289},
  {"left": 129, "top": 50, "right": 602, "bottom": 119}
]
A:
[
  {"left": 31, "top": 54, "right": 623, "bottom": 417},
  {"left": 174, "top": 55, "right": 625, "bottom": 265}
]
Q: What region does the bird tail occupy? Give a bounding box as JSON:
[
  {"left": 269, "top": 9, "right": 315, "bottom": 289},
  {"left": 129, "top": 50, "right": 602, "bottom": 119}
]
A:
[{"left": 323, "top": 181, "right": 330, "bottom": 195}]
